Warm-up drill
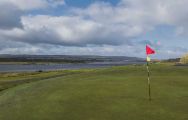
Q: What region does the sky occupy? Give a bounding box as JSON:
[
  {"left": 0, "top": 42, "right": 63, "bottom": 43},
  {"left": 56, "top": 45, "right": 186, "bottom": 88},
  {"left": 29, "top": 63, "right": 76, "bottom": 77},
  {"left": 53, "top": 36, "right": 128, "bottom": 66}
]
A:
[{"left": 0, "top": 0, "right": 188, "bottom": 59}]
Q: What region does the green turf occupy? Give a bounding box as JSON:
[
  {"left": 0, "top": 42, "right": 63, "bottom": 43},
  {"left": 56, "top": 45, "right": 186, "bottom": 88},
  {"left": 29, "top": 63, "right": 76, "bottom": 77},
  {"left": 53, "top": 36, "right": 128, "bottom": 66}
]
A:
[
  {"left": 0, "top": 70, "right": 81, "bottom": 91},
  {"left": 0, "top": 64, "right": 187, "bottom": 120}
]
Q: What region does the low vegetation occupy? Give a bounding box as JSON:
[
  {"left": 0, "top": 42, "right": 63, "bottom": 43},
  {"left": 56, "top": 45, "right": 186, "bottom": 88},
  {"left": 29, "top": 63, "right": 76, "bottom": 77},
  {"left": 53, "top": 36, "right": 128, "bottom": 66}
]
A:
[
  {"left": 180, "top": 54, "right": 188, "bottom": 64},
  {"left": 0, "top": 64, "right": 187, "bottom": 120}
]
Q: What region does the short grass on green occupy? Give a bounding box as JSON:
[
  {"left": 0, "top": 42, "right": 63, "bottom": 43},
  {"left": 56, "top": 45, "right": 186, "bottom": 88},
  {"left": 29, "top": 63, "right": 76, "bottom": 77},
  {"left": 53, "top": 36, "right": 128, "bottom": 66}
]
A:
[{"left": 0, "top": 64, "right": 187, "bottom": 120}]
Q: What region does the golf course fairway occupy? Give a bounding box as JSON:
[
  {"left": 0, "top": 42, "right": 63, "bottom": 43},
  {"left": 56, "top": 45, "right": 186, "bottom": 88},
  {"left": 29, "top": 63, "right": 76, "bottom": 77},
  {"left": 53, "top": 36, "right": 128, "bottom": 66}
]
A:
[{"left": 0, "top": 64, "right": 187, "bottom": 120}]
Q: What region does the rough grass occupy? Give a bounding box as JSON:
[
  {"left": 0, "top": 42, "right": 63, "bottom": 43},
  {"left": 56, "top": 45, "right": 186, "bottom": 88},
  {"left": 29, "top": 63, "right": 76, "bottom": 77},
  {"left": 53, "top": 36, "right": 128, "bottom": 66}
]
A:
[
  {"left": 0, "top": 64, "right": 187, "bottom": 120},
  {"left": 0, "top": 70, "right": 81, "bottom": 91}
]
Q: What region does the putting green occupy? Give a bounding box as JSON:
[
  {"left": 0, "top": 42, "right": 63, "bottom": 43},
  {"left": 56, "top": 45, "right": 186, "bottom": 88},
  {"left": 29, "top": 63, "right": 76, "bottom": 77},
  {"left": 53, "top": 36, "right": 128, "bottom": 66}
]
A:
[{"left": 0, "top": 64, "right": 187, "bottom": 120}]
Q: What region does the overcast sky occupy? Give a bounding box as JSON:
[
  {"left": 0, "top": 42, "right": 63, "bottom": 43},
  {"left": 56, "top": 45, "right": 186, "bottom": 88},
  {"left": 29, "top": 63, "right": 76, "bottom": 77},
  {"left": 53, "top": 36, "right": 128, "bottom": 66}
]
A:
[{"left": 0, "top": 0, "right": 188, "bottom": 58}]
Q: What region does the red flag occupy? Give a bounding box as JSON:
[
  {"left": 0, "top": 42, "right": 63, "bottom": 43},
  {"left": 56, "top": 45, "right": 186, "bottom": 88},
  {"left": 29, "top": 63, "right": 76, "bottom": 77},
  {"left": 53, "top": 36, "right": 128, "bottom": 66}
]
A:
[{"left": 146, "top": 45, "right": 155, "bottom": 55}]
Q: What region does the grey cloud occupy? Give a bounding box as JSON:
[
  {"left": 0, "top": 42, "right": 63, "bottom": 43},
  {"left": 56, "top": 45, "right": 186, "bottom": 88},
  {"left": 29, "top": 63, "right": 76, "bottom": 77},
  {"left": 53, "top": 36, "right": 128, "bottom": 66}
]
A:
[
  {"left": 0, "top": 0, "right": 65, "bottom": 29},
  {"left": 0, "top": 4, "right": 22, "bottom": 29}
]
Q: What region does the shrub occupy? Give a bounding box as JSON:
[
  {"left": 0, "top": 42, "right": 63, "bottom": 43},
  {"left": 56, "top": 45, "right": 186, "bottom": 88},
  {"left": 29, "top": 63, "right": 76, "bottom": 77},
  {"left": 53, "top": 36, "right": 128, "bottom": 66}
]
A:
[{"left": 180, "top": 54, "right": 188, "bottom": 64}]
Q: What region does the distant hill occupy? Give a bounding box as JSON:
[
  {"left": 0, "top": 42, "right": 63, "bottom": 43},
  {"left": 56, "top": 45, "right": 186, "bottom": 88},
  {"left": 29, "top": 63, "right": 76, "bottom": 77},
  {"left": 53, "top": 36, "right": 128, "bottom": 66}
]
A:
[
  {"left": 0, "top": 55, "right": 145, "bottom": 63},
  {"left": 163, "top": 58, "right": 180, "bottom": 63}
]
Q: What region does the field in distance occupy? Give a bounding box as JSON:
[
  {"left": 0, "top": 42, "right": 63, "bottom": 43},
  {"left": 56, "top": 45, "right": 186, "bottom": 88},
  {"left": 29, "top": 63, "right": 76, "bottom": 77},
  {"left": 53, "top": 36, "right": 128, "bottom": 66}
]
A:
[{"left": 0, "top": 64, "right": 187, "bottom": 120}]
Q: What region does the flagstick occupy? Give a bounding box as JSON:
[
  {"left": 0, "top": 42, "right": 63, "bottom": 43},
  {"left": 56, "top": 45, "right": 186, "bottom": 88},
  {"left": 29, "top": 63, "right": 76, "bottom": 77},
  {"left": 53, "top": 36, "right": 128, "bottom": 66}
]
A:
[
  {"left": 146, "top": 45, "right": 155, "bottom": 101},
  {"left": 146, "top": 61, "right": 151, "bottom": 101}
]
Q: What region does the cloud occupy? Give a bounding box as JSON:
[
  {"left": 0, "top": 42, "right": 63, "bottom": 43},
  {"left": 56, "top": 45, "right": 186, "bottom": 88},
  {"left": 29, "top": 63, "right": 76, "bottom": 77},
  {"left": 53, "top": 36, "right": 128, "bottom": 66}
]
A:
[
  {"left": 0, "top": 15, "right": 132, "bottom": 46},
  {"left": 0, "top": 0, "right": 65, "bottom": 10},
  {"left": 119, "top": 0, "right": 188, "bottom": 34},
  {"left": 0, "top": 1, "right": 150, "bottom": 47},
  {"left": 3, "top": 0, "right": 187, "bottom": 45},
  {"left": 0, "top": 0, "right": 65, "bottom": 29},
  {"left": 48, "top": 0, "right": 65, "bottom": 7},
  {"left": 0, "top": 0, "right": 188, "bottom": 58},
  {"left": 0, "top": 4, "right": 22, "bottom": 29}
]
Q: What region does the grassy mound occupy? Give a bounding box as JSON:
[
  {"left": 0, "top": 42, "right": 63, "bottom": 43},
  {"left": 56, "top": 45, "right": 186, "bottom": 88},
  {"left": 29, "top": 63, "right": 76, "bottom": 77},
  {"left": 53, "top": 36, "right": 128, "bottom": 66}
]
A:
[{"left": 0, "top": 64, "right": 187, "bottom": 120}]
